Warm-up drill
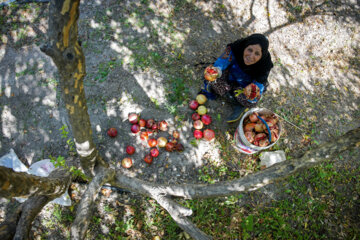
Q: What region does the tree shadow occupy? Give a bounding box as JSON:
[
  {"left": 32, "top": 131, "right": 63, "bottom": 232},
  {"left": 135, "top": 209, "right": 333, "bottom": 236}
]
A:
[{"left": 0, "top": 0, "right": 359, "bottom": 238}]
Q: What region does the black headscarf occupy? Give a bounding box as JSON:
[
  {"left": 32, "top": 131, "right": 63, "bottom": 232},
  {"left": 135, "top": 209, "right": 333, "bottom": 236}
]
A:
[{"left": 229, "top": 34, "right": 273, "bottom": 83}]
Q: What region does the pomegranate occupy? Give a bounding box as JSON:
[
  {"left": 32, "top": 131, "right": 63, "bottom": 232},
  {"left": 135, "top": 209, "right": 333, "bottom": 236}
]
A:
[
  {"left": 146, "top": 119, "right": 155, "bottom": 129},
  {"left": 264, "top": 115, "right": 278, "bottom": 125},
  {"left": 126, "top": 146, "right": 135, "bottom": 155},
  {"left": 148, "top": 138, "right": 157, "bottom": 147},
  {"left": 140, "top": 131, "right": 149, "bottom": 141},
  {"left": 139, "top": 119, "right": 146, "bottom": 128},
  {"left": 193, "top": 120, "right": 204, "bottom": 130},
  {"left": 192, "top": 112, "right": 201, "bottom": 121},
  {"left": 196, "top": 94, "right": 207, "bottom": 104},
  {"left": 189, "top": 100, "right": 199, "bottom": 110},
  {"left": 173, "top": 130, "right": 180, "bottom": 139},
  {"left": 255, "top": 123, "right": 264, "bottom": 132},
  {"left": 201, "top": 114, "right": 212, "bottom": 125},
  {"left": 128, "top": 113, "right": 139, "bottom": 124},
  {"left": 197, "top": 105, "right": 207, "bottom": 115},
  {"left": 259, "top": 139, "right": 270, "bottom": 147},
  {"left": 254, "top": 133, "right": 267, "bottom": 141},
  {"left": 204, "top": 66, "right": 219, "bottom": 82},
  {"left": 203, "top": 129, "right": 215, "bottom": 141},
  {"left": 244, "top": 123, "right": 256, "bottom": 132},
  {"left": 158, "top": 120, "right": 168, "bottom": 131},
  {"left": 244, "top": 131, "right": 255, "bottom": 143},
  {"left": 157, "top": 137, "right": 168, "bottom": 147},
  {"left": 107, "top": 128, "right": 117, "bottom": 138},
  {"left": 144, "top": 154, "right": 153, "bottom": 164},
  {"left": 121, "top": 158, "right": 133, "bottom": 168},
  {"left": 249, "top": 113, "right": 258, "bottom": 123},
  {"left": 151, "top": 123, "right": 158, "bottom": 131},
  {"left": 131, "top": 124, "right": 140, "bottom": 134},
  {"left": 193, "top": 130, "right": 203, "bottom": 139},
  {"left": 150, "top": 148, "right": 160, "bottom": 157},
  {"left": 270, "top": 129, "right": 279, "bottom": 142},
  {"left": 165, "top": 142, "right": 175, "bottom": 152}
]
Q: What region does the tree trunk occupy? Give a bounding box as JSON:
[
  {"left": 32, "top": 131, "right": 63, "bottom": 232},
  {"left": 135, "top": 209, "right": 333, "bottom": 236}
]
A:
[{"left": 40, "top": 0, "right": 107, "bottom": 177}]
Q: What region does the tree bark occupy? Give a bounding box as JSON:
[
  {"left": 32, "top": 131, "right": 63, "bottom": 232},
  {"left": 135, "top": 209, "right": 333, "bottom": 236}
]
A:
[
  {"left": 13, "top": 196, "right": 51, "bottom": 240},
  {"left": 40, "top": 0, "right": 107, "bottom": 177},
  {"left": 0, "top": 167, "right": 71, "bottom": 239},
  {"left": 0, "top": 166, "right": 69, "bottom": 199},
  {"left": 71, "top": 167, "right": 115, "bottom": 240}
]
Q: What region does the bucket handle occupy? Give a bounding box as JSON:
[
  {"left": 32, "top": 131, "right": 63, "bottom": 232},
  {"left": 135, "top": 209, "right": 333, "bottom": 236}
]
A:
[{"left": 257, "top": 116, "right": 271, "bottom": 143}]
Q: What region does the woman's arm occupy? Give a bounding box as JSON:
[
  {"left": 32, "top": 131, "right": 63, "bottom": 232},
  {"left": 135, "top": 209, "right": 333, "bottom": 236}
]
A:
[{"left": 213, "top": 46, "right": 234, "bottom": 71}]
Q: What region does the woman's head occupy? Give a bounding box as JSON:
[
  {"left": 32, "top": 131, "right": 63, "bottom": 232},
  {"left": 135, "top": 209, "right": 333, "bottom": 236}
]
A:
[
  {"left": 243, "top": 44, "right": 262, "bottom": 65},
  {"left": 241, "top": 34, "right": 270, "bottom": 65},
  {"left": 229, "top": 33, "right": 273, "bottom": 78}
]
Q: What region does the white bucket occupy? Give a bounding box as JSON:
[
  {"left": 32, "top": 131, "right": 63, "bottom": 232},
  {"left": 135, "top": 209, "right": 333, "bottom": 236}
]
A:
[{"left": 234, "top": 108, "right": 282, "bottom": 154}]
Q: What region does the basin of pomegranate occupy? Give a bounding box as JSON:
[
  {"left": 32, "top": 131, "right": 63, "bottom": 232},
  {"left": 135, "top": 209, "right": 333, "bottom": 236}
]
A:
[{"left": 234, "top": 108, "right": 282, "bottom": 154}]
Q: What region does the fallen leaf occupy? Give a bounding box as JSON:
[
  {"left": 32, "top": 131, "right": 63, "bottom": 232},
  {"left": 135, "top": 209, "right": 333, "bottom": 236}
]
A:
[{"left": 101, "top": 188, "right": 112, "bottom": 197}]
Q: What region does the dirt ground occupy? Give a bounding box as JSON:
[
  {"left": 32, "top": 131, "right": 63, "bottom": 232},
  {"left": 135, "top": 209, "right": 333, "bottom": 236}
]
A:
[{"left": 0, "top": 0, "right": 359, "bottom": 239}]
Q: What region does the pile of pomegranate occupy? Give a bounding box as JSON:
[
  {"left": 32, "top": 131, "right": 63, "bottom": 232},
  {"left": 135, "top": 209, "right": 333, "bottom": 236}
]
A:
[
  {"left": 243, "top": 112, "right": 279, "bottom": 147},
  {"left": 107, "top": 113, "right": 185, "bottom": 168},
  {"left": 189, "top": 94, "right": 215, "bottom": 142}
]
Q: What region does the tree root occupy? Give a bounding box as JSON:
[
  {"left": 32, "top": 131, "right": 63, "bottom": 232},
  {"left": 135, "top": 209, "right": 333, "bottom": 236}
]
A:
[
  {"left": 13, "top": 196, "right": 50, "bottom": 240},
  {"left": 70, "top": 167, "right": 115, "bottom": 240}
]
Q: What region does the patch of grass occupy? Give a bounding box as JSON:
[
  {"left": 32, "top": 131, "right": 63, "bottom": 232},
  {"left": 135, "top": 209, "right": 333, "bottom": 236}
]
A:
[
  {"left": 165, "top": 76, "right": 190, "bottom": 104},
  {"left": 144, "top": 156, "right": 360, "bottom": 239},
  {"left": 94, "top": 60, "right": 117, "bottom": 82}
]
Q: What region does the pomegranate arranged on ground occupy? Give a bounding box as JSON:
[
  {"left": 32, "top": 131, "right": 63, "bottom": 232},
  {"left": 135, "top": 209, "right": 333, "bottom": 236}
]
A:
[
  {"left": 121, "top": 157, "right": 133, "bottom": 168},
  {"left": 148, "top": 138, "right": 157, "bottom": 148},
  {"left": 157, "top": 137, "right": 167, "bottom": 148},
  {"left": 193, "top": 130, "right": 203, "bottom": 139},
  {"left": 128, "top": 113, "right": 139, "bottom": 124},
  {"left": 189, "top": 94, "right": 215, "bottom": 142},
  {"left": 126, "top": 146, "right": 135, "bottom": 155},
  {"left": 107, "top": 127, "right": 118, "bottom": 138},
  {"left": 243, "top": 112, "right": 279, "bottom": 146},
  {"left": 203, "top": 129, "right": 215, "bottom": 141},
  {"left": 150, "top": 148, "right": 160, "bottom": 157},
  {"left": 131, "top": 124, "right": 140, "bottom": 133},
  {"left": 122, "top": 114, "right": 186, "bottom": 167},
  {"left": 189, "top": 100, "right": 199, "bottom": 110},
  {"left": 144, "top": 154, "right": 153, "bottom": 164}
]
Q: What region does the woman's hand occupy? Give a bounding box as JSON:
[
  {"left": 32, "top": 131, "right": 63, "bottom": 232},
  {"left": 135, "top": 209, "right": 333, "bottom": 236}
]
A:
[
  {"left": 244, "top": 83, "right": 260, "bottom": 100},
  {"left": 204, "top": 65, "right": 221, "bottom": 81}
]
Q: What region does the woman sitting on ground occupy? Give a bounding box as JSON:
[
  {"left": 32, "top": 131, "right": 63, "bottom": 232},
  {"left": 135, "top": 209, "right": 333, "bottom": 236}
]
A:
[{"left": 201, "top": 33, "right": 274, "bottom": 123}]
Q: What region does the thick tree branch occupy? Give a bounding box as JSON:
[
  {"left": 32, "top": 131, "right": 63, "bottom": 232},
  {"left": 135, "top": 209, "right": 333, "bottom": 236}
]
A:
[
  {"left": 0, "top": 202, "right": 22, "bottom": 240},
  {"left": 13, "top": 196, "right": 50, "bottom": 240},
  {"left": 154, "top": 196, "right": 211, "bottom": 240},
  {"left": 0, "top": 168, "right": 71, "bottom": 239},
  {"left": 0, "top": 167, "right": 70, "bottom": 199},
  {"left": 70, "top": 167, "right": 115, "bottom": 240}
]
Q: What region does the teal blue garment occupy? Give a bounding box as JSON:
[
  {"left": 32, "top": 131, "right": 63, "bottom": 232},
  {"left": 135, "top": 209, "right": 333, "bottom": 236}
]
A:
[{"left": 213, "top": 50, "right": 264, "bottom": 103}]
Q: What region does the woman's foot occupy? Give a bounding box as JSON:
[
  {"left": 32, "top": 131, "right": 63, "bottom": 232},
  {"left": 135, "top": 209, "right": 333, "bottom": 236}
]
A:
[
  {"left": 198, "top": 80, "right": 216, "bottom": 100},
  {"left": 226, "top": 105, "right": 245, "bottom": 123}
]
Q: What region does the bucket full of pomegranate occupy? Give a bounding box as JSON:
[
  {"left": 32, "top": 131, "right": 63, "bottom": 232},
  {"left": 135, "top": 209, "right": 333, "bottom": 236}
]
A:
[{"left": 234, "top": 108, "right": 281, "bottom": 154}]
